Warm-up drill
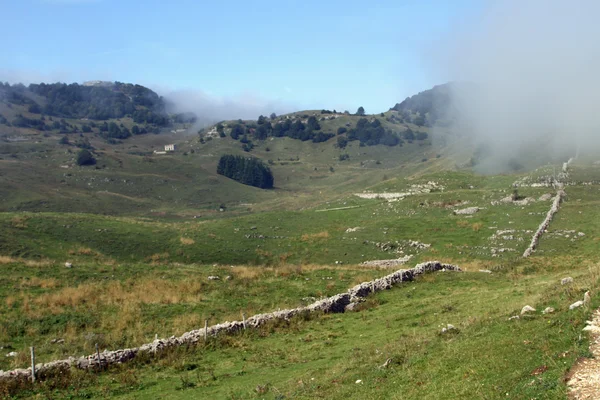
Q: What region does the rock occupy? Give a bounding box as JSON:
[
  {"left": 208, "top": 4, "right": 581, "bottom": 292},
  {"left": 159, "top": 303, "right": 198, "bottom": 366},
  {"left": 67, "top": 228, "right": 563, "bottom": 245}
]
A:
[
  {"left": 355, "top": 379, "right": 363, "bottom": 384},
  {"left": 538, "top": 193, "right": 553, "bottom": 201},
  {"left": 521, "top": 305, "right": 536, "bottom": 315},
  {"left": 224, "top": 275, "right": 232, "bottom": 281},
  {"left": 5, "top": 352, "right": 18, "bottom": 357},
  {"left": 207, "top": 276, "right": 220, "bottom": 281},
  {"left": 65, "top": 262, "right": 73, "bottom": 268},
  {"left": 584, "top": 291, "right": 591, "bottom": 305},
  {"left": 50, "top": 338, "right": 65, "bottom": 344},
  {"left": 513, "top": 197, "right": 536, "bottom": 206},
  {"left": 508, "top": 315, "right": 520, "bottom": 321},
  {"left": 569, "top": 301, "right": 584, "bottom": 310},
  {"left": 441, "top": 324, "right": 457, "bottom": 334},
  {"left": 344, "top": 302, "right": 359, "bottom": 312},
  {"left": 379, "top": 358, "right": 393, "bottom": 369},
  {"left": 561, "top": 277, "right": 574, "bottom": 285},
  {"left": 542, "top": 307, "right": 555, "bottom": 314},
  {"left": 479, "top": 269, "right": 492, "bottom": 273},
  {"left": 582, "top": 324, "right": 600, "bottom": 333},
  {"left": 453, "top": 207, "right": 480, "bottom": 215}
]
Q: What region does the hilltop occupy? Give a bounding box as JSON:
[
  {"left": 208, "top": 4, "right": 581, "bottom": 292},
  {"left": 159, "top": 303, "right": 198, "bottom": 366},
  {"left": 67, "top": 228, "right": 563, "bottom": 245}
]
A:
[{"left": 0, "top": 81, "right": 466, "bottom": 217}]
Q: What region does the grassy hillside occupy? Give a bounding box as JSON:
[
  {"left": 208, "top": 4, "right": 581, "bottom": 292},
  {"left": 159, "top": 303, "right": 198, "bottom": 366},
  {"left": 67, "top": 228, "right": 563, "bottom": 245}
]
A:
[
  {"left": 0, "top": 160, "right": 598, "bottom": 398},
  {"left": 0, "top": 102, "right": 461, "bottom": 216}
]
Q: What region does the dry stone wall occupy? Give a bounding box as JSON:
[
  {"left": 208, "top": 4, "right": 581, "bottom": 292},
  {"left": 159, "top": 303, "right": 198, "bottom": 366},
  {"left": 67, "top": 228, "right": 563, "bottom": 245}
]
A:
[
  {"left": 0, "top": 261, "right": 460, "bottom": 384},
  {"left": 522, "top": 158, "right": 573, "bottom": 257}
]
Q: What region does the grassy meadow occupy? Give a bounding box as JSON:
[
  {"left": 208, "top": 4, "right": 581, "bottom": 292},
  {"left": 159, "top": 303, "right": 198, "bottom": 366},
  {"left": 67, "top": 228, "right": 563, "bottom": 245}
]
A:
[{"left": 0, "top": 111, "right": 599, "bottom": 399}]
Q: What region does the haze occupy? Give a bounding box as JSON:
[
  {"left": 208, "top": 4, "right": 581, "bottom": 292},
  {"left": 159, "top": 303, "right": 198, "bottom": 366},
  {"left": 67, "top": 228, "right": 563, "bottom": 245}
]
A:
[{"left": 439, "top": 0, "right": 600, "bottom": 171}]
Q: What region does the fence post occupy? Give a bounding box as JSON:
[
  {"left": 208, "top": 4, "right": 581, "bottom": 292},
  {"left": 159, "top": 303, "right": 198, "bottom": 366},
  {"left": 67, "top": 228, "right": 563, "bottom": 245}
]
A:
[
  {"left": 204, "top": 319, "right": 208, "bottom": 342},
  {"left": 30, "top": 346, "right": 35, "bottom": 383},
  {"left": 95, "top": 343, "right": 101, "bottom": 369}
]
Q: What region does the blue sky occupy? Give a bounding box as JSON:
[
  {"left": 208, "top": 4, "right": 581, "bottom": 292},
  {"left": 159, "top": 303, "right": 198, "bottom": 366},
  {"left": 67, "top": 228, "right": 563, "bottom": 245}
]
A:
[{"left": 0, "top": 0, "right": 484, "bottom": 115}]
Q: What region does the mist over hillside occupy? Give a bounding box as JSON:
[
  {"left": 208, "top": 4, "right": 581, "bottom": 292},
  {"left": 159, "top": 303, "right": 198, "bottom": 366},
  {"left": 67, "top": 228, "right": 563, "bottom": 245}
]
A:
[{"left": 432, "top": 0, "right": 600, "bottom": 172}]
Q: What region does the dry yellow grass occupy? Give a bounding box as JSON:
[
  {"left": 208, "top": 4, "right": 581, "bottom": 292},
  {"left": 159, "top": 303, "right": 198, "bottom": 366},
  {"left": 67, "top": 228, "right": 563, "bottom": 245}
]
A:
[
  {"left": 456, "top": 220, "right": 470, "bottom": 228},
  {"left": 10, "top": 216, "right": 29, "bottom": 229},
  {"left": 472, "top": 222, "right": 483, "bottom": 231},
  {"left": 180, "top": 237, "right": 195, "bottom": 245},
  {"left": 25, "top": 278, "right": 205, "bottom": 316},
  {"left": 67, "top": 247, "right": 100, "bottom": 256},
  {"left": 301, "top": 231, "right": 330, "bottom": 241},
  {"left": 0, "top": 255, "right": 53, "bottom": 267},
  {"left": 149, "top": 253, "right": 170, "bottom": 264},
  {"left": 19, "top": 277, "right": 59, "bottom": 289}
]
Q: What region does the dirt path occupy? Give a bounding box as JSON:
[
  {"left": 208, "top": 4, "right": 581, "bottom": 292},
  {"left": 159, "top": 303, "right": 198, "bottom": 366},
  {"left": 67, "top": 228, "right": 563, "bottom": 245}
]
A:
[{"left": 568, "top": 308, "right": 600, "bottom": 399}]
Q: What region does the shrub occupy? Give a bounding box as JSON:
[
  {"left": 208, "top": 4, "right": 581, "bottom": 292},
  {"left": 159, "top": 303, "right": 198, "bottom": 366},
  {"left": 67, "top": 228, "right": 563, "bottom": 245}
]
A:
[{"left": 76, "top": 149, "right": 96, "bottom": 166}]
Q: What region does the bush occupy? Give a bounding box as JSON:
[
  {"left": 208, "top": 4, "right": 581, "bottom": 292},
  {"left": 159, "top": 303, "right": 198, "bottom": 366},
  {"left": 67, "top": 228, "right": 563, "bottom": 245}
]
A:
[
  {"left": 76, "top": 149, "right": 96, "bottom": 166},
  {"left": 337, "top": 127, "right": 347, "bottom": 135}
]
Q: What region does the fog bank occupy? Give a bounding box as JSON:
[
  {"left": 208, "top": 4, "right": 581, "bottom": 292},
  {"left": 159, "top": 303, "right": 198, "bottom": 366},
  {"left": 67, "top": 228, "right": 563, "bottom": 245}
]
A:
[{"left": 440, "top": 0, "right": 600, "bottom": 172}]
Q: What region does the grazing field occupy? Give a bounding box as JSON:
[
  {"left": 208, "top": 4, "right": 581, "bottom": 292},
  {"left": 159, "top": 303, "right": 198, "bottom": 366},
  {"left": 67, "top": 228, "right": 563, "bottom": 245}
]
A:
[{"left": 1, "top": 152, "right": 599, "bottom": 398}]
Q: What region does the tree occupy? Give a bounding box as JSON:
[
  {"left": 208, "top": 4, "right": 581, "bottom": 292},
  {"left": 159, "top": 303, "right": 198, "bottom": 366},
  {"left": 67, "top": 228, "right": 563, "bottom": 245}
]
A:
[
  {"left": 59, "top": 136, "right": 69, "bottom": 145},
  {"left": 337, "top": 136, "right": 348, "bottom": 149},
  {"left": 216, "top": 155, "right": 274, "bottom": 188},
  {"left": 337, "top": 127, "right": 347, "bottom": 135},
  {"left": 414, "top": 113, "right": 426, "bottom": 127},
  {"left": 307, "top": 116, "right": 321, "bottom": 131},
  {"left": 270, "top": 113, "right": 277, "bottom": 120},
  {"left": 230, "top": 124, "right": 244, "bottom": 140},
  {"left": 28, "top": 103, "right": 41, "bottom": 114},
  {"left": 76, "top": 149, "right": 96, "bottom": 166},
  {"left": 356, "top": 106, "right": 365, "bottom": 116}
]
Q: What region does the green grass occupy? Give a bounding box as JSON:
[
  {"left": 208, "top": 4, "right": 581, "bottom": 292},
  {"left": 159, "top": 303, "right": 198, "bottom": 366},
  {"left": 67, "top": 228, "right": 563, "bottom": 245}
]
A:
[
  {"left": 1, "top": 115, "right": 599, "bottom": 399},
  {"left": 3, "top": 258, "right": 599, "bottom": 399}
]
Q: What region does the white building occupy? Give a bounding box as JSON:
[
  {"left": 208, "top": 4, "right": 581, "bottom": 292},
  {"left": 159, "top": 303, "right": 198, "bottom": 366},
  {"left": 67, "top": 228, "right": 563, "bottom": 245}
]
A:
[{"left": 165, "top": 144, "right": 175, "bottom": 152}]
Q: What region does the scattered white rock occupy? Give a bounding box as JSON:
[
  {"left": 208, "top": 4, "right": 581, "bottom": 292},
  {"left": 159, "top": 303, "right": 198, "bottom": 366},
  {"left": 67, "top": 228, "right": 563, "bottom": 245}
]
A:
[
  {"left": 5, "top": 352, "right": 18, "bottom": 357},
  {"left": 561, "top": 277, "right": 574, "bottom": 285},
  {"left": 379, "top": 358, "right": 393, "bottom": 369},
  {"left": 570, "top": 301, "right": 584, "bottom": 310},
  {"left": 355, "top": 379, "right": 363, "bottom": 384},
  {"left": 584, "top": 291, "right": 591, "bottom": 305},
  {"left": 521, "top": 305, "right": 536, "bottom": 315},
  {"left": 65, "top": 262, "right": 73, "bottom": 268},
  {"left": 479, "top": 269, "right": 492, "bottom": 274},
  {"left": 441, "top": 324, "right": 457, "bottom": 334},
  {"left": 453, "top": 207, "right": 480, "bottom": 215},
  {"left": 207, "top": 276, "right": 220, "bottom": 281},
  {"left": 538, "top": 193, "right": 553, "bottom": 201},
  {"left": 508, "top": 315, "right": 520, "bottom": 321},
  {"left": 542, "top": 307, "right": 555, "bottom": 314},
  {"left": 345, "top": 227, "right": 361, "bottom": 233}
]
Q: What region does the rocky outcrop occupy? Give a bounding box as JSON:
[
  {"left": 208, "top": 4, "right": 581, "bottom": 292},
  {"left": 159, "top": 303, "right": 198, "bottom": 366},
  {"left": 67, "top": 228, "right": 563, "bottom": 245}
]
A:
[{"left": 0, "top": 261, "right": 460, "bottom": 384}]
